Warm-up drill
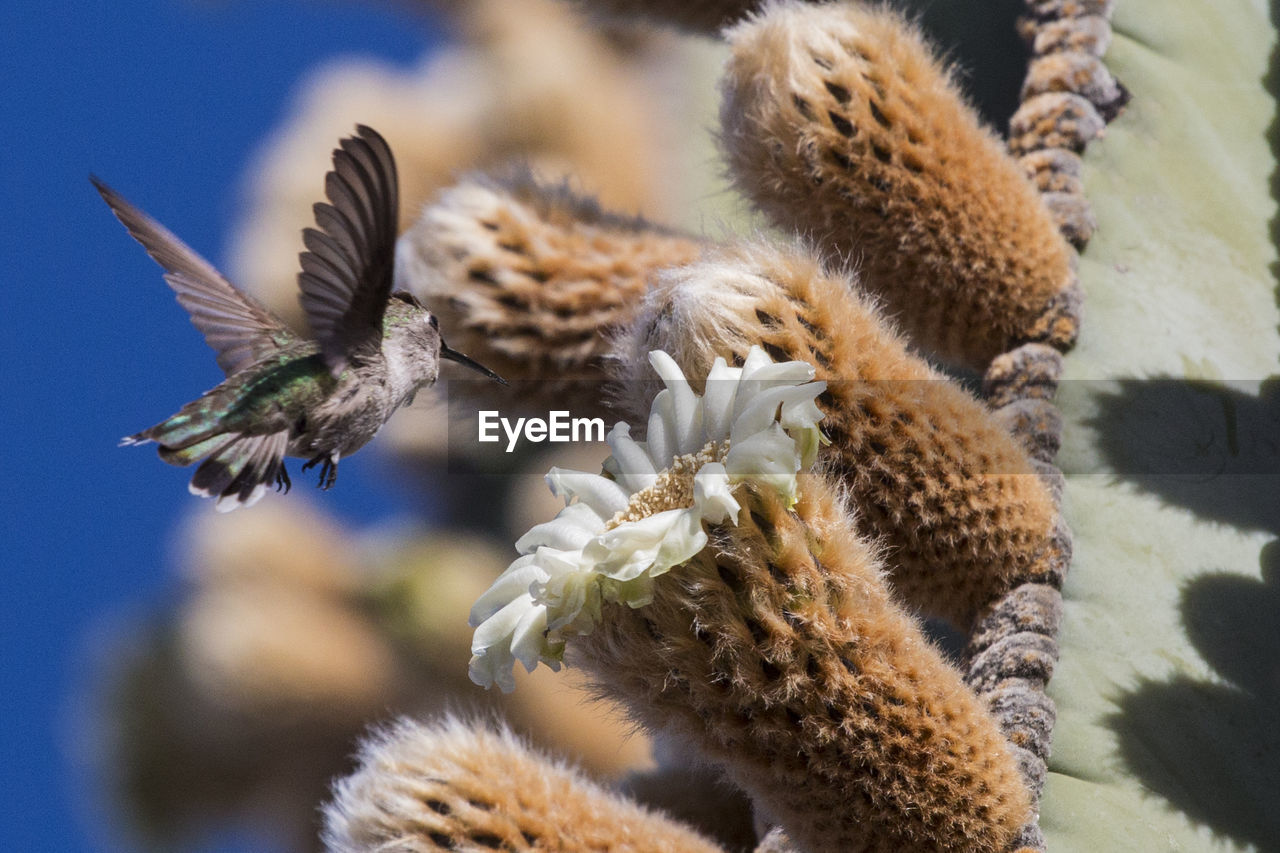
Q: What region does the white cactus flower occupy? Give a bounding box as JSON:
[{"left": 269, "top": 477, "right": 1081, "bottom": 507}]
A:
[{"left": 469, "top": 346, "right": 827, "bottom": 691}]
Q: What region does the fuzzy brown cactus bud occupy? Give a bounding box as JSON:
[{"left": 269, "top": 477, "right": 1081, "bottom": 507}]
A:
[
  {"left": 322, "top": 717, "right": 724, "bottom": 852},
  {"left": 718, "top": 1, "right": 1080, "bottom": 368},
  {"left": 573, "top": 474, "right": 1033, "bottom": 851},
  {"left": 399, "top": 170, "right": 703, "bottom": 416},
  {"left": 613, "top": 243, "right": 1061, "bottom": 629}
]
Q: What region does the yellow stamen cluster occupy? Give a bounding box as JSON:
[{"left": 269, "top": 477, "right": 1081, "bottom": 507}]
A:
[{"left": 606, "top": 441, "right": 728, "bottom": 528}]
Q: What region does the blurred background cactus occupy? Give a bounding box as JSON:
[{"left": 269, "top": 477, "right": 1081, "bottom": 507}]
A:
[{"left": 5, "top": 0, "right": 1277, "bottom": 850}]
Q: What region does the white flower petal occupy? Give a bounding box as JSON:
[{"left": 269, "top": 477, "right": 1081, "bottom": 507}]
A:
[
  {"left": 545, "top": 468, "right": 631, "bottom": 516},
  {"left": 469, "top": 593, "right": 543, "bottom": 692},
  {"left": 646, "top": 389, "right": 675, "bottom": 468},
  {"left": 605, "top": 422, "right": 658, "bottom": 493},
  {"left": 701, "top": 357, "right": 742, "bottom": 442},
  {"left": 650, "top": 509, "right": 708, "bottom": 575},
  {"left": 725, "top": 422, "right": 801, "bottom": 477},
  {"left": 740, "top": 346, "right": 773, "bottom": 381},
  {"left": 748, "top": 360, "right": 816, "bottom": 384},
  {"left": 603, "top": 573, "right": 657, "bottom": 609},
  {"left": 535, "top": 566, "right": 602, "bottom": 636},
  {"left": 468, "top": 650, "right": 516, "bottom": 693},
  {"left": 725, "top": 422, "right": 803, "bottom": 504},
  {"left": 509, "top": 602, "right": 552, "bottom": 672},
  {"left": 531, "top": 546, "right": 590, "bottom": 577},
  {"left": 779, "top": 382, "right": 828, "bottom": 468},
  {"left": 514, "top": 505, "right": 600, "bottom": 554},
  {"left": 738, "top": 369, "right": 816, "bottom": 410},
  {"left": 585, "top": 508, "right": 689, "bottom": 582},
  {"left": 648, "top": 351, "right": 703, "bottom": 454},
  {"left": 730, "top": 384, "right": 821, "bottom": 445},
  {"left": 595, "top": 511, "right": 705, "bottom": 611},
  {"left": 778, "top": 386, "right": 826, "bottom": 433},
  {"left": 468, "top": 557, "right": 546, "bottom": 625},
  {"left": 733, "top": 353, "right": 814, "bottom": 421},
  {"left": 471, "top": 595, "right": 533, "bottom": 653},
  {"left": 693, "top": 462, "right": 740, "bottom": 525}
]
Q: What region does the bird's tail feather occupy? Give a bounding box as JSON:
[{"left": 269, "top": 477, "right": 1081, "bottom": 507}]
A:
[
  {"left": 157, "top": 433, "right": 236, "bottom": 467},
  {"left": 188, "top": 431, "right": 290, "bottom": 512},
  {"left": 123, "top": 405, "right": 224, "bottom": 452}
]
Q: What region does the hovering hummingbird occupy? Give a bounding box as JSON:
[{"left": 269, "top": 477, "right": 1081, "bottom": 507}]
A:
[{"left": 96, "top": 125, "right": 505, "bottom": 511}]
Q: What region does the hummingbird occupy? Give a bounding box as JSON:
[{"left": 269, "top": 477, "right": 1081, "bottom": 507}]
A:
[{"left": 96, "top": 125, "right": 505, "bottom": 511}]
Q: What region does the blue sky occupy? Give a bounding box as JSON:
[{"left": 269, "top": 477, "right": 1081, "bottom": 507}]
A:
[{"left": 1, "top": 2, "right": 440, "bottom": 849}]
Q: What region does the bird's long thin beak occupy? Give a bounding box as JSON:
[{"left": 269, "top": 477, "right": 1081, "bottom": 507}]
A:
[{"left": 441, "top": 342, "right": 507, "bottom": 385}]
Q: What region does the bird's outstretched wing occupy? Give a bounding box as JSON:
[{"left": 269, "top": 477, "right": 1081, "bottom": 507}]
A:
[
  {"left": 93, "top": 177, "right": 297, "bottom": 376},
  {"left": 297, "top": 125, "right": 399, "bottom": 375}
]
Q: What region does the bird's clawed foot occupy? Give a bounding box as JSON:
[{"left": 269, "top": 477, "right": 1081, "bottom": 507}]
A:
[
  {"left": 302, "top": 453, "right": 339, "bottom": 490},
  {"left": 275, "top": 463, "right": 292, "bottom": 494}
]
